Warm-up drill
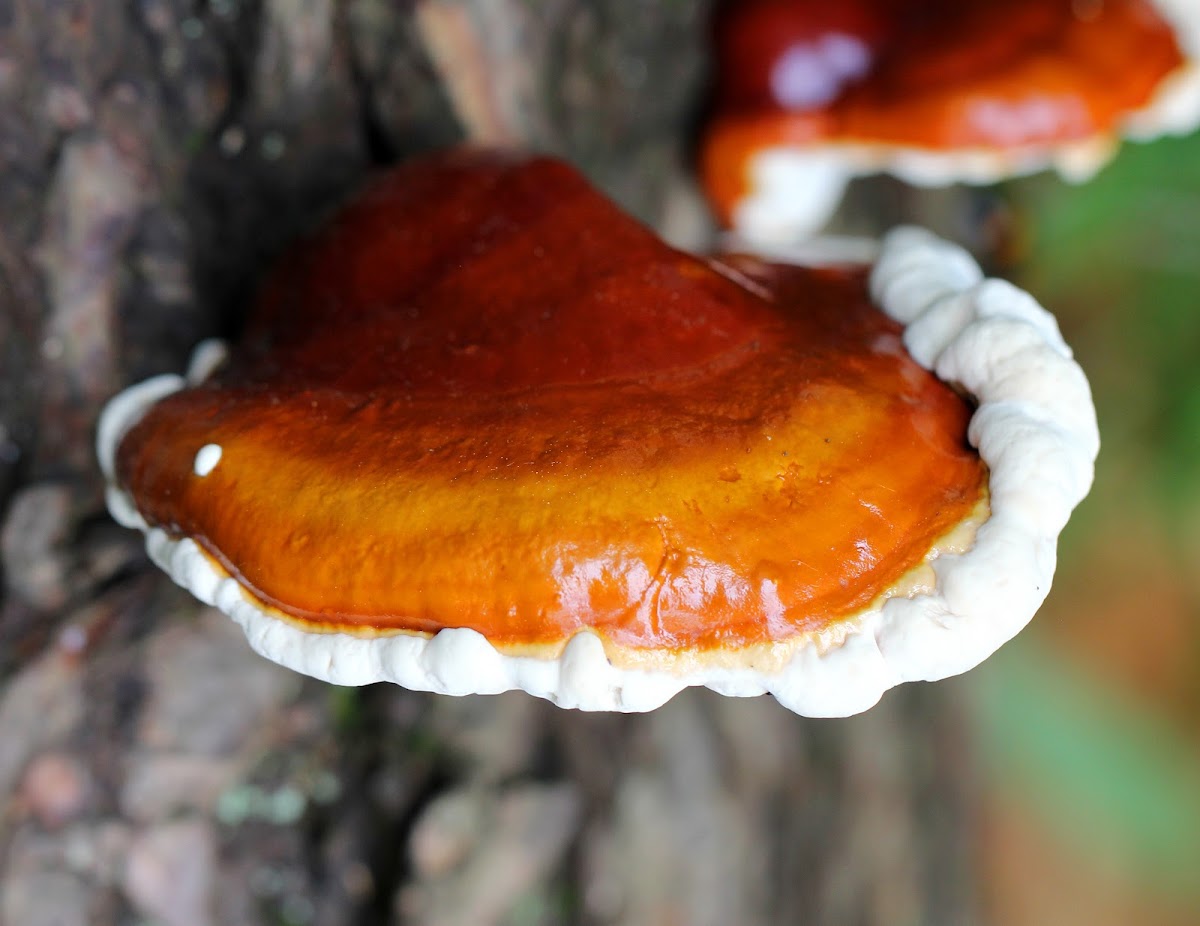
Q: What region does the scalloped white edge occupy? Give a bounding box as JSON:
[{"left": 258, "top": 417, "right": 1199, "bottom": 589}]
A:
[
  {"left": 731, "top": 0, "right": 1200, "bottom": 243},
  {"left": 97, "top": 227, "right": 1097, "bottom": 716}
]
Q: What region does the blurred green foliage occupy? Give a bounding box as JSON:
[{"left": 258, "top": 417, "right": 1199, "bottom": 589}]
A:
[
  {"left": 975, "top": 641, "right": 1200, "bottom": 903},
  {"left": 970, "top": 131, "right": 1200, "bottom": 916},
  {"left": 1011, "top": 132, "right": 1200, "bottom": 536}
]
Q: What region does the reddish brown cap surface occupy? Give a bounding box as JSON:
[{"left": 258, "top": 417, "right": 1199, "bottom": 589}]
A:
[{"left": 113, "top": 150, "right": 986, "bottom": 659}]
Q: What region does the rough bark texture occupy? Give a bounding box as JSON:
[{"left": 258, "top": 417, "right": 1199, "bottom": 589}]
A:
[{"left": 0, "top": 2, "right": 983, "bottom": 923}]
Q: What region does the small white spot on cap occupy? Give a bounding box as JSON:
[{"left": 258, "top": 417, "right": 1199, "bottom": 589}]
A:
[{"left": 194, "top": 443, "right": 223, "bottom": 477}]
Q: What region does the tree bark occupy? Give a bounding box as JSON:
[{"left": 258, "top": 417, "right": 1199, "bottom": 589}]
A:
[{"left": 0, "top": 2, "right": 984, "bottom": 923}]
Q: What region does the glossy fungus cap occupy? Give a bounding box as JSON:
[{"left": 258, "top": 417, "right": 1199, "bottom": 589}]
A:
[
  {"left": 702, "top": 0, "right": 1200, "bottom": 241},
  {"left": 98, "top": 150, "right": 1097, "bottom": 716}
]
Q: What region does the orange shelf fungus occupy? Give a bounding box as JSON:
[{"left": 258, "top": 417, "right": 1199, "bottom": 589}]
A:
[
  {"left": 99, "top": 151, "right": 1097, "bottom": 715},
  {"left": 701, "top": 0, "right": 1200, "bottom": 240}
]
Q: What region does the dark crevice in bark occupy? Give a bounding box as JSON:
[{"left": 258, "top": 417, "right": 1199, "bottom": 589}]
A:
[{"left": 339, "top": 3, "right": 399, "bottom": 167}]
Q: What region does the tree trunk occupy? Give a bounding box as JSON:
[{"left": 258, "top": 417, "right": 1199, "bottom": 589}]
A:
[{"left": 0, "top": 2, "right": 983, "bottom": 923}]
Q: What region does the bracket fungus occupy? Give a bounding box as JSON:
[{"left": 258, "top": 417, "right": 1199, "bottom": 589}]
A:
[
  {"left": 98, "top": 150, "right": 1097, "bottom": 716},
  {"left": 701, "top": 0, "right": 1200, "bottom": 241}
]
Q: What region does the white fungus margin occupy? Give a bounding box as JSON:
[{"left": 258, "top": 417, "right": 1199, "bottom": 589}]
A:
[{"left": 97, "top": 228, "right": 1098, "bottom": 717}]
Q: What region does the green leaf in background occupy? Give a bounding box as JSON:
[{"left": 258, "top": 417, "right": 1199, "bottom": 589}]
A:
[
  {"left": 979, "top": 131, "right": 1200, "bottom": 919},
  {"left": 1009, "top": 133, "right": 1200, "bottom": 538},
  {"left": 972, "top": 639, "right": 1200, "bottom": 904}
]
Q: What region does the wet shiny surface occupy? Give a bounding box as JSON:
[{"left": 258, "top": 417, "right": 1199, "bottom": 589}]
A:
[
  {"left": 117, "top": 151, "right": 986, "bottom": 653},
  {"left": 704, "top": 0, "right": 1185, "bottom": 221}
]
